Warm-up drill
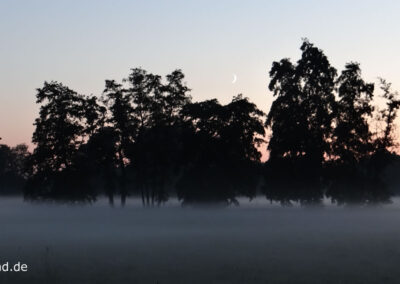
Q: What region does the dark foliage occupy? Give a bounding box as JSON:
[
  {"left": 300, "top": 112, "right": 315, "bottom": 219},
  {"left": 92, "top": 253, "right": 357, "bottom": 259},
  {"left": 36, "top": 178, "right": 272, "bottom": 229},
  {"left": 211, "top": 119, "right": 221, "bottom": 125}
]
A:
[
  {"left": 0, "top": 143, "right": 30, "bottom": 194},
  {"left": 0, "top": 40, "right": 396, "bottom": 206},
  {"left": 265, "top": 40, "right": 400, "bottom": 205},
  {"left": 25, "top": 82, "right": 105, "bottom": 201},
  {"left": 177, "top": 96, "right": 265, "bottom": 205}
]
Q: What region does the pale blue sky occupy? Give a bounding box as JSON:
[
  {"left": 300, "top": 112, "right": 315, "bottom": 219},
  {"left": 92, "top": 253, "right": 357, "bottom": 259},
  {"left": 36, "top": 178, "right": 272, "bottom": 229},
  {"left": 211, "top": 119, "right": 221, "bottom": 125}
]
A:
[{"left": 1, "top": 0, "right": 400, "bottom": 146}]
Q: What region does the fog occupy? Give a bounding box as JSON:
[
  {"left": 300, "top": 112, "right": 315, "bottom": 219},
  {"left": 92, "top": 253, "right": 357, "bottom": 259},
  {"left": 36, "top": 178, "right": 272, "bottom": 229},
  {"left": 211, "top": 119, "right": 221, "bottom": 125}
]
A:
[{"left": 2, "top": 198, "right": 400, "bottom": 283}]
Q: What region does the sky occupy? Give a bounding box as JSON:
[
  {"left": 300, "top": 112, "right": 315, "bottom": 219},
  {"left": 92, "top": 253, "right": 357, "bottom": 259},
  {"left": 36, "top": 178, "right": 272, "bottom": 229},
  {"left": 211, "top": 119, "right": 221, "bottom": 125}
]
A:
[{"left": 1, "top": 0, "right": 400, "bottom": 147}]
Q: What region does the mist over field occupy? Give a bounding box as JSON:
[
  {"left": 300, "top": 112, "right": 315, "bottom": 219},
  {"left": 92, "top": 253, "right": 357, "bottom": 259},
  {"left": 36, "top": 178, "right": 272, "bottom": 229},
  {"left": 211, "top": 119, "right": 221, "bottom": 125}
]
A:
[{"left": 1, "top": 198, "right": 400, "bottom": 283}]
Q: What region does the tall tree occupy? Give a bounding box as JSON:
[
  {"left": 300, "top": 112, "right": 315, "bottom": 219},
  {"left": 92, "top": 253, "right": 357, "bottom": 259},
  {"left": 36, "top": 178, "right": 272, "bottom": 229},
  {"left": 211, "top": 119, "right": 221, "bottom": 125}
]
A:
[
  {"left": 103, "top": 79, "right": 135, "bottom": 205},
  {"left": 333, "top": 62, "right": 374, "bottom": 163},
  {"left": 266, "top": 59, "right": 306, "bottom": 160},
  {"left": 32, "top": 82, "right": 88, "bottom": 173},
  {"left": 29, "top": 81, "right": 103, "bottom": 200},
  {"left": 125, "top": 69, "right": 191, "bottom": 206},
  {"left": 103, "top": 68, "right": 192, "bottom": 205},
  {"left": 326, "top": 63, "right": 378, "bottom": 205},
  {"left": 265, "top": 40, "right": 337, "bottom": 205},
  {"left": 267, "top": 40, "right": 337, "bottom": 166}
]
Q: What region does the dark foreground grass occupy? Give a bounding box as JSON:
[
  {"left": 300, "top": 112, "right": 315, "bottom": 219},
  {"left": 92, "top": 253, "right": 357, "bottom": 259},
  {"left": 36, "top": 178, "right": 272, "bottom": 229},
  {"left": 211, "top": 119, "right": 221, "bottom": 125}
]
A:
[{"left": 1, "top": 198, "right": 400, "bottom": 283}]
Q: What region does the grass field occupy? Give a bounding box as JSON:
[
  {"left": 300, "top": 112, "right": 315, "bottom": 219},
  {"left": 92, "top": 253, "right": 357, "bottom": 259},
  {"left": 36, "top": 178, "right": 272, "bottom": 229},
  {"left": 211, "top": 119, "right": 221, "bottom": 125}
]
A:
[{"left": 1, "top": 198, "right": 400, "bottom": 283}]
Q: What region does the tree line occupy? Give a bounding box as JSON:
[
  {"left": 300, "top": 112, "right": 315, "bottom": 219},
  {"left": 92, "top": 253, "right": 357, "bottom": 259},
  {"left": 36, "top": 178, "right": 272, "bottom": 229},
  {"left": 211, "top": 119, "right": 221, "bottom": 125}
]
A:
[{"left": 1, "top": 39, "right": 400, "bottom": 206}]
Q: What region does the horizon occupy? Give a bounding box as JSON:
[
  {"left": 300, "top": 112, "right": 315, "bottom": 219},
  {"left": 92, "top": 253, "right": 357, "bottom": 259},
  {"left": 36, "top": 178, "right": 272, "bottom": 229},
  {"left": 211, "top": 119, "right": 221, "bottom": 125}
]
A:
[{"left": 2, "top": 0, "right": 400, "bottom": 148}]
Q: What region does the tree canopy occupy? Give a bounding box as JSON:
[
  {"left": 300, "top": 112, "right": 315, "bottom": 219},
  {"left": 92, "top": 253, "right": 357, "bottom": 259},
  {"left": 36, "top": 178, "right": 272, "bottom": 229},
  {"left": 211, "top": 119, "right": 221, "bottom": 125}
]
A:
[{"left": 1, "top": 40, "right": 399, "bottom": 206}]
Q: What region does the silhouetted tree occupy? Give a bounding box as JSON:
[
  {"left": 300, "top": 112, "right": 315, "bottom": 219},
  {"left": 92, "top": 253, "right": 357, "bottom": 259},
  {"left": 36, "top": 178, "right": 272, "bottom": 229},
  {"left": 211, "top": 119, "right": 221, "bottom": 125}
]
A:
[
  {"left": 21, "top": 57, "right": 400, "bottom": 206},
  {"left": 103, "top": 80, "right": 136, "bottom": 205},
  {"left": 325, "top": 63, "right": 379, "bottom": 205},
  {"left": 178, "top": 95, "right": 265, "bottom": 205},
  {"left": 267, "top": 40, "right": 337, "bottom": 162},
  {"left": 0, "top": 143, "right": 30, "bottom": 194},
  {"left": 126, "top": 69, "right": 191, "bottom": 206},
  {"left": 177, "top": 99, "right": 230, "bottom": 204},
  {"left": 102, "top": 68, "right": 192, "bottom": 206},
  {"left": 265, "top": 40, "right": 336, "bottom": 204},
  {"left": 265, "top": 41, "right": 398, "bottom": 205},
  {"left": 27, "top": 81, "right": 104, "bottom": 201},
  {"left": 326, "top": 78, "right": 400, "bottom": 205},
  {"left": 333, "top": 62, "right": 374, "bottom": 163},
  {"left": 374, "top": 78, "right": 400, "bottom": 152}
]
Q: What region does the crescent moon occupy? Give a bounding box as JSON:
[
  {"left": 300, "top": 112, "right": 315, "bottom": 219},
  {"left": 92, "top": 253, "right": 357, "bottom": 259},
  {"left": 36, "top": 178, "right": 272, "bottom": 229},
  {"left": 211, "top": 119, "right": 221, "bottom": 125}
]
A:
[{"left": 232, "top": 74, "right": 237, "bottom": 84}]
